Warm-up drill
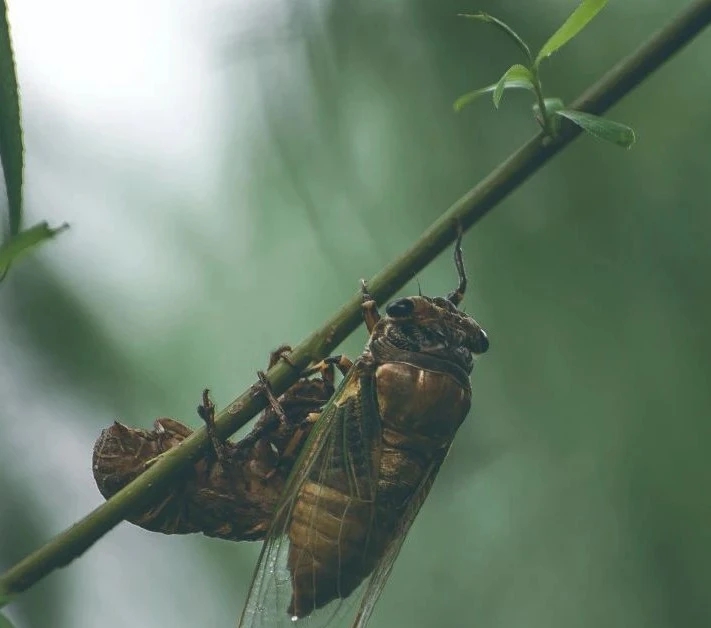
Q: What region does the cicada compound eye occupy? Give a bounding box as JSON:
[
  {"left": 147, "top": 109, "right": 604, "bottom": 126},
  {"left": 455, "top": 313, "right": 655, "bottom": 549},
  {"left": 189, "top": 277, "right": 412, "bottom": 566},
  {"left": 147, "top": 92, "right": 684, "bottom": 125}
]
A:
[
  {"left": 472, "top": 329, "right": 489, "bottom": 354},
  {"left": 386, "top": 298, "right": 415, "bottom": 318}
]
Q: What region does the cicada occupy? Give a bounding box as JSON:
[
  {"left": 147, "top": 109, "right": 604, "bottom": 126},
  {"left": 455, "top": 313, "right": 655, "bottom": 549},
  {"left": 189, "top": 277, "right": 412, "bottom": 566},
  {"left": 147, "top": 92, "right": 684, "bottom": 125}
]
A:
[
  {"left": 92, "top": 348, "right": 337, "bottom": 542},
  {"left": 239, "top": 233, "right": 489, "bottom": 627}
]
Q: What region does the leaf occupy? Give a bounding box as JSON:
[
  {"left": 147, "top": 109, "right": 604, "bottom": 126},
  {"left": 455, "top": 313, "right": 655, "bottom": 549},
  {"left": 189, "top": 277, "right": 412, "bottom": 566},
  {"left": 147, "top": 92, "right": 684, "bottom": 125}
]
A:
[
  {"left": 493, "top": 64, "right": 535, "bottom": 108},
  {"left": 0, "top": 614, "right": 15, "bottom": 628},
  {"left": 459, "top": 12, "right": 532, "bottom": 62},
  {"left": 555, "top": 108, "right": 636, "bottom": 148},
  {"left": 455, "top": 78, "right": 535, "bottom": 112},
  {"left": 535, "top": 0, "right": 609, "bottom": 67},
  {"left": 533, "top": 98, "right": 565, "bottom": 135},
  {"left": 454, "top": 85, "right": 499, "bottom": 112},
  {"left": 0, "top": 221, "right": 69, "bottom": 275},
  {"left": 0, "top": 0, "right": 23, "bottom": 236},
  {"left": 532, "top": 97, "right": 565, "bottom": 118}
]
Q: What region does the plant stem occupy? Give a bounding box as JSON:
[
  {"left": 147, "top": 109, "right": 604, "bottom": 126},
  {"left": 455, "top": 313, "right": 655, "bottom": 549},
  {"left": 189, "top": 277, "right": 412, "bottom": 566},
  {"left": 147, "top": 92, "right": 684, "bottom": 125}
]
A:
[
  {"left": 531, "top": 67, "right": 553, "bottom": 135},
  {"left": 2, "top": 0, "right": 711, "bottom": 603}
]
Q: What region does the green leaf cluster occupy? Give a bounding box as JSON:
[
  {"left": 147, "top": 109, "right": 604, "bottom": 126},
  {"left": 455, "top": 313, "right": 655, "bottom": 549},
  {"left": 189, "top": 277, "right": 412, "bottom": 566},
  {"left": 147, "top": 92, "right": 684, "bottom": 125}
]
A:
[
  {"left": 0, "top": 0, "right": 67, "bottom": 281},
  {"left": 455, "top": 0, "right": 635, "bottom": 149}
]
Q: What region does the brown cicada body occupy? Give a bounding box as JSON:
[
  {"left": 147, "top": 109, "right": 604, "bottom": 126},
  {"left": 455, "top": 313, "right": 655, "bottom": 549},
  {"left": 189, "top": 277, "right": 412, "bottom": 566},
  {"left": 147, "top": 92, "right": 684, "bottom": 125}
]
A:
[
  {"left": 240, "top": 232, "right": 489, "bottom": 627},
  {"left": 92, "top": 350, "right": 336, "bottom": 542}
]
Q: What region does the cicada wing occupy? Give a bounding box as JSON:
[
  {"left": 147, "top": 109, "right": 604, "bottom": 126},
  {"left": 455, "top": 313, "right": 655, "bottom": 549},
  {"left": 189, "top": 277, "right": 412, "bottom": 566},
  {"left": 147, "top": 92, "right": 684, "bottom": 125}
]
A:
[
  {"left": 236, "top": 517, "right": 293, "bottom": 628},
  {"left": 238, "top": 364, "right": 384, "bottom": 628},
  {"left": 350, "top": 447, "right": 449, "bottom": 628}
]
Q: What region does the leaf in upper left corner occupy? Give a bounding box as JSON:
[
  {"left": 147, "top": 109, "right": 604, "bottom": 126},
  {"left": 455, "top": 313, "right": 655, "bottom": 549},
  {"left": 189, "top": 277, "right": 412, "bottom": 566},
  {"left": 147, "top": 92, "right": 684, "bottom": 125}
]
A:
[
  {"left": 0, "top": 221, "right": 69, "bottom": 275},
  {"left": 555, "top": 108, "right": 636, "bottom": 148},
  {"left": 0, "top": 0, "right": 24, "bottom": 236}
]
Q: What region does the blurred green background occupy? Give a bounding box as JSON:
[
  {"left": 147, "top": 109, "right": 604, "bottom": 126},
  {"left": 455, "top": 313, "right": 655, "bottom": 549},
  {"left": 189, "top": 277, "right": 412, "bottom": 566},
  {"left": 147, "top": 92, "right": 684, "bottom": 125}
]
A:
[{"left": 2, "top": 1, "right": 710, "bottom": 627}]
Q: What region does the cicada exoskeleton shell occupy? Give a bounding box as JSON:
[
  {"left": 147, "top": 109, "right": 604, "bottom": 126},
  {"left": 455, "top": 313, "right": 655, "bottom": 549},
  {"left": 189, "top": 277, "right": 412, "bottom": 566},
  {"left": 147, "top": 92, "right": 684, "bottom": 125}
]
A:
[{"left": 92, "top": 352, "right": 337, "bottom": 542}]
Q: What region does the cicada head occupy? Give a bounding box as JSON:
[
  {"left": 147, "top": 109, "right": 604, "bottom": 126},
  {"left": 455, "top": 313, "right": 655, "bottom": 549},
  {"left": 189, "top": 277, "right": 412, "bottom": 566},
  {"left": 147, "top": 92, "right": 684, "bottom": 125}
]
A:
[
  {"left": 368, "top": 235, "right": 488, "bottom": 375},
  {"left": 373, "top": 294, "right": 488, "bottom": 374}
]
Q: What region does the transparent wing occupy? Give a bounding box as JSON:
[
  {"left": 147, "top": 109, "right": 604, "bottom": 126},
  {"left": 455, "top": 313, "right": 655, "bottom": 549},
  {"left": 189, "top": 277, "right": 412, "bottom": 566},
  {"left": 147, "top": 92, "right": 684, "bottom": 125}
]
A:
[
  {"left": 351, "top": 449, "right": 448, "bottom": 628},
  {"left": 238, "top": 363, "right": 383, "bottom": 628}
]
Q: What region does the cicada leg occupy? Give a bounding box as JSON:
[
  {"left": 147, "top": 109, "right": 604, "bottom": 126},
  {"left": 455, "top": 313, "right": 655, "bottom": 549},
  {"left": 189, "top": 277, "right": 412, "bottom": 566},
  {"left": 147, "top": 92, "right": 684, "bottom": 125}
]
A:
[
  {"left": 360, "top": 279, "right": 381, "bottom": 332},
  {"left": 268, "top": 343, "right": 297, "bottom": 370},
  {"left": 256, "top": 370, "right": 290, "bottom": 426},
  {"left": 247, "top": 352, "right": 341, "bottom": 481},
  {"left": 302, "top": 354, "right": 353, "bottom": 379},
  {"left": 279, "top": 410, "right": 320, "bottom": 464},
  {"left": 258, "top": 352, "right": 350, "bottom": 430},
  {"left": 196, "top": 388, "right": 227, "bottom": 467},
  {"left": 240, "top": 347, "right": 336, "bottom": 451}
]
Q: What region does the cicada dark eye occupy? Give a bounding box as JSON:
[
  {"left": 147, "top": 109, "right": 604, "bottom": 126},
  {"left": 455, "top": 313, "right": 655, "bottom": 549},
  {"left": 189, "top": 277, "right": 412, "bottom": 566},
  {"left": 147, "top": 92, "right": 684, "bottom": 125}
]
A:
[
  {"left": 472, "top": 329, "right": 489, "bottom": 354},
  {"left": 386, "top": 298, "right": 415, "bottom": 318}
]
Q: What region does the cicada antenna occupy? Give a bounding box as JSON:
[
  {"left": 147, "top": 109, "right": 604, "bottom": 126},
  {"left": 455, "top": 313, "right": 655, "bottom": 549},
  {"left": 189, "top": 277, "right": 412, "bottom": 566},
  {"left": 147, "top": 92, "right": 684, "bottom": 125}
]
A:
[{"left": 446, "top": 224, "right": 467, "bottom": 306}]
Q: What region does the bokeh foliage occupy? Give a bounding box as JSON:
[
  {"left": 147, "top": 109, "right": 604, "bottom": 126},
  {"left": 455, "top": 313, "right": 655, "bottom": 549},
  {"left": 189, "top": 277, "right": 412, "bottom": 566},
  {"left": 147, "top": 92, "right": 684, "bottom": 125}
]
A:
[{"left": 1, "top": 1, "right": 710, "bottom": 627}]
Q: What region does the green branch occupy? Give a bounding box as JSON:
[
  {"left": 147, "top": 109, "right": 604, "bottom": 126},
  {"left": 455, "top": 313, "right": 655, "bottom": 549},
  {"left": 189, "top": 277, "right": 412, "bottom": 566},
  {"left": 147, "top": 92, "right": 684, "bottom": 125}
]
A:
[{"left": 2, "top": 0, "right": 711, "bottom": 603}]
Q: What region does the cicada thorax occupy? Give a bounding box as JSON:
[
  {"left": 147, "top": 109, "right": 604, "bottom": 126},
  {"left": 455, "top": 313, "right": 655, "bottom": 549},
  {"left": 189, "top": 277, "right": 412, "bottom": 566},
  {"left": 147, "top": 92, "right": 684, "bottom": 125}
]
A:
[
  {"left": 92, "top": 356, "right": 336, "bottom": 542},
  {"left": 372, "top": 357, "right": 471, "bottom": 506},
  {"left": 285, "top": 291, "right": 488, "bottom": 619}
]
